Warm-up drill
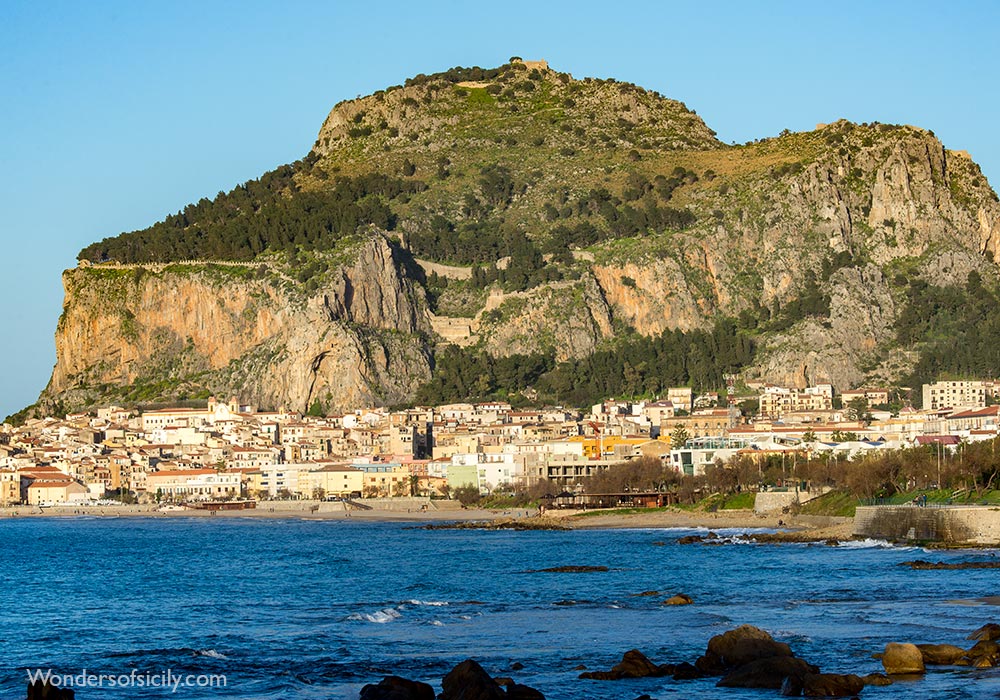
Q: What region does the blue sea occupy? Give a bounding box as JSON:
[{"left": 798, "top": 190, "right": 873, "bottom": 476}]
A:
[{"left": 2, "top": 518, "right": 999, "bottom": 699}]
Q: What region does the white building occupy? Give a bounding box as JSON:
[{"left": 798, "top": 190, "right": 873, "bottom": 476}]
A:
[
  {"left": 145, "top": 469, "right": 241, "bottom": 501},
  {"left": 922, "top": 380, "right": 994, "bottom": 411}
]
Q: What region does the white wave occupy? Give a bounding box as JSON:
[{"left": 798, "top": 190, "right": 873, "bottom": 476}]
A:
[
  {"left": 430, "top": 620, "right": 444, "bottom": 626},
  {"left": 348, "top": 608, "right": 402, "bottom": 624},
  {"left": 404, "top": 599, "right": 449, "bottom": 606},
  {"left": 835, "top": 538, "right": 903, "bottom": 550},
  {"left": 196, "top": 649, "right": 229, "bottom": 660}
]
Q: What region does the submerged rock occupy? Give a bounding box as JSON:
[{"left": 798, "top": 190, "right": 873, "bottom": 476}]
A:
[
  {"left": 676, "top": 535, "right": 705, "bottom": 545},
  {"left": 903, "top": 560, "right": 1000, "bottom": 570},
  {"left": 529, "top": 565, "right": 608, "bottom": 573},
  {"left": 579, "top": 649, "right": 671, "bottom": 680},
  {"left": 422, "top": 518, "right": 569, "bottom": 531},
  {"left": 861, "top": 672, "right": 892, "bottom": 686},
  {"left": 663, "top": 593, "right": 693, "bottom": 605}
]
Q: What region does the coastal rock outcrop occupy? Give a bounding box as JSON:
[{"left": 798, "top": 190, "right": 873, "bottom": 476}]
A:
[{"left": 41, "top": 232, "right": 432, "bottom": 414}]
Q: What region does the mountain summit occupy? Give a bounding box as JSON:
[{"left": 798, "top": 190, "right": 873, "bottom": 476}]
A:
[{"left": 35, "top": 59, "right": 1000, "bottom": 416}]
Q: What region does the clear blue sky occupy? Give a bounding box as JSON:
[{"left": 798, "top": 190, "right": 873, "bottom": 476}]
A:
[{"left": 1, "top": 0, "right": 998, "bottom": 419}]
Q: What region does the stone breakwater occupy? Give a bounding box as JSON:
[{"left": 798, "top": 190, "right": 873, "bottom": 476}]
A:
[{"left": 853, "top": 505, "right": 1000, "bottom": 545}]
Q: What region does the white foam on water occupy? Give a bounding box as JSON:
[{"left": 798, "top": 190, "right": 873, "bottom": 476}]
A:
[
  {"left": 835, "top": 538, "right": 903, "bottom": 550},
  {"left": 348, "top": 608, "right": 402, "bottom": 624},
  {"left": 196, "top": 649, "right": 229, "bottom": 660}
]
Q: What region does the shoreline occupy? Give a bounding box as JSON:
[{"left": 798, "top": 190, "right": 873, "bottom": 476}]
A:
[
  {"left": 0, "top": 502, "right": 539, "bottom": 523},
  {"left": 0, "top": 501, "right": 847, "bottom": 531},
  {"left": 6, "top": 502, "right": 1000, "bottom": 547}
]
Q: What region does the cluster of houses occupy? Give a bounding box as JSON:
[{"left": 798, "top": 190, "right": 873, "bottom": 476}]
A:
[{"left": 2, "top": 379, "right": 998, "bottom": 507}]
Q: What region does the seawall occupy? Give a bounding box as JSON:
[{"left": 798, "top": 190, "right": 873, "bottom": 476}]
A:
[{"left": 853, "top": 505, "right": 1000, "bottom": 545}]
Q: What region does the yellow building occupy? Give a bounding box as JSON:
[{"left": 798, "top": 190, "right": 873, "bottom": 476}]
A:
[
  {"left": 568, "top": 435, "right": 649, "bottom": 460},
  {"left": 361, "top": 464, "right": 413, "bottom": 497},
  {"left": 0, "top": 470, "right": 19, "bottom": 505},
  {"left": 301, "top": 464, "right": 364, "bottom": 498},
  {"left": 25, "top": 475, "right": 89, "bottom": 505}
]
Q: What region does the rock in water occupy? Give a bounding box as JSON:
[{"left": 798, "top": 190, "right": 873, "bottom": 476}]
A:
[
  {"left": 579, "top": 649, "right": 670, "bottom": 680},
  {"left": 441, "top": 659, "right": 505, "bottom": 700},
  {"left": 698, "top": 624, "right": 792, "bottom": 672},
  {"left": 716, "top": 657, "right": 819, "bottom": 689},
  {"left": 663, "top": 593, "right": 693, "bottom": 605},
  {"left": 965, "top": 639, "right": 1000, "bottom": 666},
  {"left": 27, "top": 681, "right": 74, "bottom": 700},
  {"left": 800, "top": 672, "right": 865, "bottom": 697},
  {"left": 503, "top": 682, "right": 545, "bottom": 700},
  {"left": 881, "top": 643, "right": 925, "bottom": 675},
  {"left": 916, "top": 643, "right": 966, "bottom": 665},
  {"left": 672, "top": 662, "right": 700, "bottom": 680},
  {"left": 861, "top": 672, "right": 892, "bottom": 686},
  {"left": 360, "top": 676, "right": 436, "bottom": 700},
  {"left": 968, "top": 622, "right": 1000, "bottom": 641}
]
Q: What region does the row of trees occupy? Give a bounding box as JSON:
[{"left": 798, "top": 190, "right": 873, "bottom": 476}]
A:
[
  {"left": 413, "top": 319, "right": 756, "bottom": 409},
  {"left": 79, "top": 167, "right": 423, "bottom": 263},
  {"left": 581, "top": 439, "right": 1000, "bottom": 505},
  {"left": 536, "top": 319, "right": 755, "bottom": 406}
]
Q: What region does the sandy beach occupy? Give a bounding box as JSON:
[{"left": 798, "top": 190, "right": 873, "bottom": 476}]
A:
[
  {"left": 0, "top": 501, "right": 538, "bottom": 523},
  {"left": 0, "top": 501, "right": 856, "bottom": 540}
]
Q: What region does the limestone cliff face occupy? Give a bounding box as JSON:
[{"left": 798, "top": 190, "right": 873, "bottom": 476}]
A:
[
  {"left": 42, "top": 234, "right": 431, "bottom": 413},
  {"left": 476, "top": 273, "right": 614, "bottom": 361}
]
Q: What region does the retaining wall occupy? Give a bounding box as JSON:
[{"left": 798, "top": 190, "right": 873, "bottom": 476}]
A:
[{"left": 853, "top": 505, "right": 1000, "bottom": 545}]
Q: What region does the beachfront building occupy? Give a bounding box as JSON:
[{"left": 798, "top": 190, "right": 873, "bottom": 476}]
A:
[
  {"left": 23, "top": 473, "right": 90, "bottom": 505},
  {"left": 299, "top": 463, "right": 364, "bottom": 498},
  {"left": 145, "top": 469, "right": 241, "bottom": 502},
  {"left": 0, "top": 470, "right": 19, "bottom": 505}
]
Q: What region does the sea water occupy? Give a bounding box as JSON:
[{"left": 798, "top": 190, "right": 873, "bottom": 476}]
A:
[{"left": 1, "top": 517, "right": 999, "bottom": 699}]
